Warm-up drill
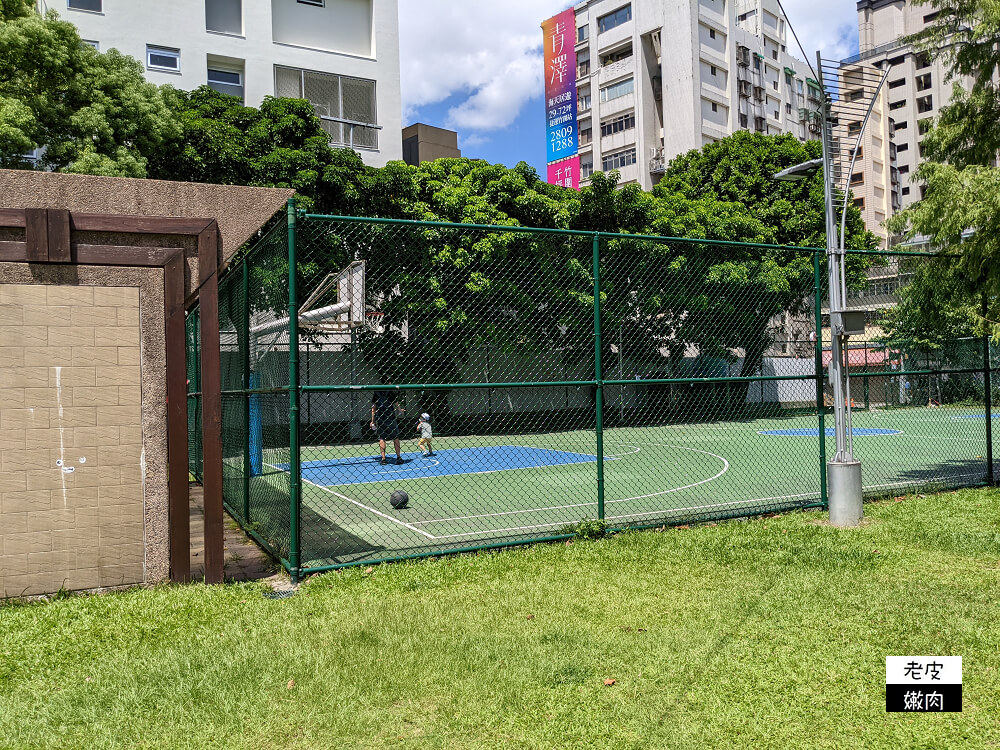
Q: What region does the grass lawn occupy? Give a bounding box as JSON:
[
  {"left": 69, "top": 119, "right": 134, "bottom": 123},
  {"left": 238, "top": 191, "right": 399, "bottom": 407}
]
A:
[{"left": 2, "top": 489, "right": 1000, "bottom": 749}]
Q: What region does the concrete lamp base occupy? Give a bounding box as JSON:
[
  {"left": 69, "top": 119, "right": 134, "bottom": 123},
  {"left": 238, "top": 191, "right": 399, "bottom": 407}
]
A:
[{"left": 828, "top": 460, "right": 863, "bottom": 527}]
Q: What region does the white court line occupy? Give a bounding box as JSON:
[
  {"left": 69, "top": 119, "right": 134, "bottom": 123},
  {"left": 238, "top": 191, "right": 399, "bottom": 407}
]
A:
[
  {"left": 265, "top": 462, "right": 437, "bottom": 539},
  {"left": 424, "top": 443, "right": 731, "bottom": 536}
]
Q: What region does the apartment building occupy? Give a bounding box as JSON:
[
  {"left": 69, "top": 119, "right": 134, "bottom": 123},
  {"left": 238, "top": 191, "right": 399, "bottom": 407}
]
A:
[
  {"left": 846, "top": 0, "right": 985, "bottom": 215},
  {"left": 42, "top": 0, "right": 402, "bottom": 166},
  {"left": 546, "top": 0, "right": 812, "bottom": 191}
]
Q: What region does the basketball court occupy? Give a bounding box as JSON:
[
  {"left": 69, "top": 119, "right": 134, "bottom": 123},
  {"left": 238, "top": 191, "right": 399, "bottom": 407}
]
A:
[{"left": 235, "top": 404, "right": 994, "bottom": 567}]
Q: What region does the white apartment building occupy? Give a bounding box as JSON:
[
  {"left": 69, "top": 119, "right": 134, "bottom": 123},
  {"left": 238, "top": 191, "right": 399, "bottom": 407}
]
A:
[
  {"left": 846, "top": 0, "right": 986, "bottom": 215},
  {"left": 40, "top": 0, "right": 402, "bottom": 166},
  {"left": 566, "top": 0, "right": 812, "bottom": 190}
]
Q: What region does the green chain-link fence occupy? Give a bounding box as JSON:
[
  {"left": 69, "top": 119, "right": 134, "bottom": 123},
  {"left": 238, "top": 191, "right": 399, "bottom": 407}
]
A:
[{"left": 190, "top": 201, "right": 996, "bottom": 580}]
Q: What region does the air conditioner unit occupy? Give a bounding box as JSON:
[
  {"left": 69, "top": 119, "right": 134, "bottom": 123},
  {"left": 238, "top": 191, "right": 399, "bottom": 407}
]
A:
[
  {"left": 808, "top": 120, "right": 821, "bottom": 134},
  {"left": 737, "top": 45, "right": 751, "bottom": 67},
  {"left": 754, "top": 116, "right": 766, "bottom": 132},
  {"left": 739, "top": 80, "right": 752, "bottom": 98},
  {"left": 753, "top": 85, "right": 765, "bottom": 102}
]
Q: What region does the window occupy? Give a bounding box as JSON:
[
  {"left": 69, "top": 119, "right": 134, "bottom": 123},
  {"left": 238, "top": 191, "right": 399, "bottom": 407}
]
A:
[
  {"left": 577, "top": 56, "right": 590, "bottom": 78},
  {"left": 67, "top": 0, "right": 102, "bottom": 11},
  {"left": 786, "top": 103, "right": 792, "bottom": 114},
  {"left": 899, "top": 165, "right": 910, "bottom": 174},
  {"left": 918, "top": 119, "right": 933, "bottom": 134},
  {"left": 888, "top": 78, "right": 905, "bottom": 89},
  {"left": 598, "top": 5, "right": 631, "bottom": 34},
  {"left": 772, "top": 80, "right": 778, "bottom": 90},
  {"left": 896, "top": 142, "right": 909, "bottom": 152},
  {"left": 915, "top": 52, "right": 931, "bottom": 69},
  {"left": 739, "top": 112, "right": 748, "bottom": 128},
  {"left": 147, "top": 45, "right": 180, "bottom": 72},
  {"left": 709, "top": 28, "right": 716, "bottom": 39},
  {"left": 853, "top": 197, "right": 865, "bottom": 208},
  {"left": 297, "top": 0, "right": 324, "bottom": 6},
  {"left": 847, "top": 121, "right": 862, "bottom": 137},
  {"left": 577, "top": 25, "right": 589, "bottom": 43},
  {"left": 81, "top": 39, "right": 99, "bottom": 50},
  {"left": 275, "top": 66, "right": 378, "bottom": 149},
  {"left": 206, "top": 0, "right": 242, "bottom": 35},
  {"left": 602, "top": 147, "right": 636, "bottom": 171},
  {"left": 856, "top": 146, "right": 863, "bottom": 159},
  {"left": 894, "top": 120, "right": 908, "bottom": 130},
  {"left": 601, "top": 45, "right": 633, "bottom": 66},
  {"left": 710, "top": 65, "right": 717, "bottom": 76},
  {"left": 847, "top": 89, "right": 864, "bottom": 103},
  {"left": 579, "top": 126, "right": 592, "bottom": 145},
  {"left": 773, "top": 109, "right": 779, "bottom": 119},
  {"left": 889, "top": 100, "right": 905, "bottom": 111},
  {"left": 772, "top": 49, "right": 778, "bottom": 60},
  {"left": 207, "top": 67, "right": 243, "bottom": 101},
  {"left": 785, "top": 72, "right": 792, "bottom": 85},
  {"left": 923, "top": 11, "right": 939, "bottom": 23},
  {"left": 712, "top": 102, "right": 718, "bottom": 112},
  {"left": 901, "top": 186, "right": 910, "bottom": 195},
  {"left": 915, "top": 73, "right": 932, "bottom": 91},
  {"left": 754, "top": 57, "right": 762, "bottom": 72},
  {"left": 578, "top": 93, "right": 592, "bottom": 111},
  {"left": 599, "top": 77, "right": 634, "bottom": 103},
  {"left": 581, "top": 159, "right": 594, "bottom": 179},
  {"left": 600, "top": 112, "right": 635, "bottom": 137},
  {"left": 917, "top": 95, "right": 933, "bottom": 113}
]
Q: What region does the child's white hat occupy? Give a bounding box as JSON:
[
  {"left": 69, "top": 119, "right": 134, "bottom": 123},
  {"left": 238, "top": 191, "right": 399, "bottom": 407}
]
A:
[{"left": 420, "top": 413, "right": 430, "bottom": 421}]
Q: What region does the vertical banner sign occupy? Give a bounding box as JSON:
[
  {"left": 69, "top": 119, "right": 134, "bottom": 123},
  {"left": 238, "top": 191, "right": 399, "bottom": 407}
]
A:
[
  {"left": 886, "top": 656, "right": 962, "bottom": 712},
  {"left": 543, "top": 9, "right": 578, "bottom": 178},
  {"left": 547, "top": 158, "right": 581, "bottom": 189}
]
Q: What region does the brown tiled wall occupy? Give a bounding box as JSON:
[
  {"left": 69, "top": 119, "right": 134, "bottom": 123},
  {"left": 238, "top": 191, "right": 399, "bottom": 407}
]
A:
[{"left": 1, "top": 284, "right": 145, "bottom": 596}]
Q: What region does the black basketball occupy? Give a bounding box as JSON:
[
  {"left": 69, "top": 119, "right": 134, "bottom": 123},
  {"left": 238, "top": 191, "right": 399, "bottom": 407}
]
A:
[{"left": 390, "top": 490, "right": 409, "bottom": 509}]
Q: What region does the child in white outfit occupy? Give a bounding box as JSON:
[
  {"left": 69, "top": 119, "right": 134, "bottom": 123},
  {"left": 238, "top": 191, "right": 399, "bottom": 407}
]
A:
[{"left": 417, "top": 413, "right": 433, "bottom": 456}]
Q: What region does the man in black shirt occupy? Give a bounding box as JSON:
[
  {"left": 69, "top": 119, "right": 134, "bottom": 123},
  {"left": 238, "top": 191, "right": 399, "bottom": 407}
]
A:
[{"left": 371, "top": 390, "right": 404, "bottom": 465}]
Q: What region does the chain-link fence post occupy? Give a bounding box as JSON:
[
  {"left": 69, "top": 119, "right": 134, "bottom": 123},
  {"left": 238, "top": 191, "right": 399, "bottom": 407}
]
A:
[
  {"left": 814, "top": 250, "right": 828, "bottom": 507},
  {"left": 984, "top": 294, "right": 994, "bottom": 485},
  {"left": 593, "top": 233, "right": 605, "bottom": 522},
  {"left": 241, "top": 255, "right": 251, "bottom": 524},
  {"left": 287, "top": 198, "right": 302, "bottom": 582}
]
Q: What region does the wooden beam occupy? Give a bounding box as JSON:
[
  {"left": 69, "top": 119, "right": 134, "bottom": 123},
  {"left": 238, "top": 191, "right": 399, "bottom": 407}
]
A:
[
  {"left": 25, "top": 208, "right": 48, "bottom": 262},
  {"left": 197, "top": 223, "right": 224, "bottom": 584},
  {"left": 74, "top": 245, "right": 179, "bottom": 267},
  {"left": 0, "top": 208, "right": 26, "bottom": 228},
  {"left": 71, "top": 213, "right": 213, "bottom": 236},
  {"left": 164, "top": 250, "right": 190, "bottom": 583},
  {"left": 0, "top": 241, "right": 27, "bottom": 261},
  {"left": 45, "top": 210, "right": 71, "bottom": 262}
]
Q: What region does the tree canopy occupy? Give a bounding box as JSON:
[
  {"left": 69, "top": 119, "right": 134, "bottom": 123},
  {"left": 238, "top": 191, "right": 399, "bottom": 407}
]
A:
[
  {"left": 888, "top": 0, "right": 1000, "bottom": 307},
  {"left": 0, "top": 0, "right": 176, "bottom": 175}
]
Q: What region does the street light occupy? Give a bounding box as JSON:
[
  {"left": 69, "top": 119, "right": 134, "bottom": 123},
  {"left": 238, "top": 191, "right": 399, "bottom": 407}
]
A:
[{"left": 772, "top": 158, "right": 823, "bottom": 182}]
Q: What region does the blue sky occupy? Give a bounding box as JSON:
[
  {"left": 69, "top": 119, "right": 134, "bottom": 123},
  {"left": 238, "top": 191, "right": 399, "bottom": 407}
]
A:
[{"left": 398, "top": 1, "right": 861, "bottom": 175}]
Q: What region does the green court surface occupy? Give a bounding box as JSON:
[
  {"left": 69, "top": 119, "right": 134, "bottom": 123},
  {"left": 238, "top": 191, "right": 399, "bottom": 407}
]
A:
[{"left": 243, "top": 405, "right": 993, "bottom": 568}]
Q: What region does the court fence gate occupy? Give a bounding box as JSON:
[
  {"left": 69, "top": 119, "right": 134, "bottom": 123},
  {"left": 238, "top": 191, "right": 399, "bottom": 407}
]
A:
[{"left": 186, "top": 200, "right": 997, "bottom": 581}]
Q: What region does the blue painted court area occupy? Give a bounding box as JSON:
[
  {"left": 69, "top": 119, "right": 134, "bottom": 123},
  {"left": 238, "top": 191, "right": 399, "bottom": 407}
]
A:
[
  {"left": 281, "top": 446, "right": 612, "bottom": 487},
  {"left": 760, "top": 428, "right": 903, "bottom": 437}
]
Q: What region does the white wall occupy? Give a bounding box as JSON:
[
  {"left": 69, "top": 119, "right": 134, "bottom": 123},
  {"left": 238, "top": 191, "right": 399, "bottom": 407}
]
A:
[{"left": 51, "top": 0, "right": 401, "bottom": 166}]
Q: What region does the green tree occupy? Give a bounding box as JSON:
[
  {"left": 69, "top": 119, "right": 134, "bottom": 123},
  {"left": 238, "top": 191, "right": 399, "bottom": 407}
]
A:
[
  {"left": 0, "top": 0, "right": 176, "bottom": 175},
  {"left": 888, "top": 0, "right": 1000, "bottom": 304}
]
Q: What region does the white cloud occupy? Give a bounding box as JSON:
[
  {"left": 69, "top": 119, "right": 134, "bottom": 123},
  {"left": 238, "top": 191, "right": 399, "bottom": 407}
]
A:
[
  {"left": 398, "top": 0, "right": 573, "bottom": 130},
  {"left": 398, "top": 1, "right": 860, "bottom": 134},
  {"left": 778, "top": 0, "right": 859, "bottom": 65}
]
